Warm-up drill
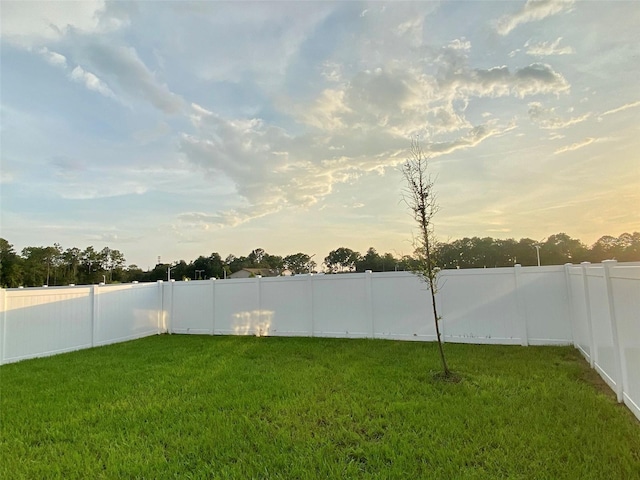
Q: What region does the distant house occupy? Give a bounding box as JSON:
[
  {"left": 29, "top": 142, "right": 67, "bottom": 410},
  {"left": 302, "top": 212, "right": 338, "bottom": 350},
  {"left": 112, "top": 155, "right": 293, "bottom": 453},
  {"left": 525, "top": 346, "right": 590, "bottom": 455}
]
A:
[{"left": 228, "top": 268, "right": 280, "bottom": 279}]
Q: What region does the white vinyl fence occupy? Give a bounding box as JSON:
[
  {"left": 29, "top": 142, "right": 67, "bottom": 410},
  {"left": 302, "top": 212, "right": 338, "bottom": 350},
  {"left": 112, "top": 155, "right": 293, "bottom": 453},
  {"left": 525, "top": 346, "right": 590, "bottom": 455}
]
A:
[
  {"left": 1, "top": 264, "right": 638, "bottom": 420},
  {"left": 163, "top": 266, "right": 572, "bottom": 345},
  {"left": 566, "top": 261, "right": 640, "bottom": 421},
  {"left": 0, "top": 282, "right": 162, "bottom": 364}
]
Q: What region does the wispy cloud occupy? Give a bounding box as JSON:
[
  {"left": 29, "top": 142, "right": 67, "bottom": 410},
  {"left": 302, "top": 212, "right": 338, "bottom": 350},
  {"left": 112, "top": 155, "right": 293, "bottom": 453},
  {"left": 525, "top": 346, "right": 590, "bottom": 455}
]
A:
[
  {"left": 69, "top": 66, "right": 115, "bottom": 99},
  {"left": 528, "top": 102, "right": 590, "bottom": 129},
  {"left": 526, "top": 37, "right": 575, "bottom": 56},
  {"left": 554, "top": 137, "right": 595, "bottom": 154},
  {"left": 496, "top": 0, "right": 574, "bottom": 36},
  {"left": 84, "top": 43, "right": 185, "bottom": 114},
  {"left": 600, "top": 100, "right": 640, "bottom": 117},
  {"left": 38, "top": 47, "right": 67, "bottom": 68},
  {"left": 428, "top": 123, "right": 515, "bottom": 156}
]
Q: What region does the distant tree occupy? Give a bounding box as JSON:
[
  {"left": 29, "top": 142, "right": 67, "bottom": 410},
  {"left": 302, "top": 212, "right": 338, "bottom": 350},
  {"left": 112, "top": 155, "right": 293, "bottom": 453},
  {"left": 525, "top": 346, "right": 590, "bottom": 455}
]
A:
[
  {"left": 148, "top": 263, "right": 169, "bottom": 282},
  {"left": 226, "top": 254, "right": 249, "bottom": 273},
  {"left": 382, "top": 252, "right": 397, "bottom": 271},
  {"left": 618, "top": 232, "right": 640, "bottom": 262},
  {"left": 513, "top": 238, "right": 539, "bottom": 266},
  {"left": 99, "top": 247, "right": 126, "bottom": 282},
  {"left": 123, "top": 264, "right": 145, "bottom": 283},
  {"left": 541, "top": 233, "right": 588, "bottom": 265},
  {"left": 21, "top": 246, "right": 50, "bottom": 286},
  {"left": 401, "top": 137, "right": 450, "bottom": 378},
  {"left": 283, "top": 253, "right": 315, "bottom": 274},
  {"left": 264, "top": 253, "right": 284, "bottom": 274},
  {"left": 248, "top": 248, "right": 266, "bottom": 266},
  {"left": 0, "top": 239, "right": 22, "bottom": 287},
  {"left": 173, "top": 260, "right": 190, "bottom": 281},
  {"left": 355, "top": 247, "right": 383, "bottom": 272},
  {"left": 62, "top": 247, "right": 82, "bottom": 284},
  {"left": 80, "top": 246, "right": 102, "bottom": 284},
  {"left": 192, "top": 253, "right": 225, "bottom": 279},
  {"left": 324, "top": 247, "right": 361, "bottom": 273},
  {"left": 397, "top": 254, "right": 419, "bottom": 271}
]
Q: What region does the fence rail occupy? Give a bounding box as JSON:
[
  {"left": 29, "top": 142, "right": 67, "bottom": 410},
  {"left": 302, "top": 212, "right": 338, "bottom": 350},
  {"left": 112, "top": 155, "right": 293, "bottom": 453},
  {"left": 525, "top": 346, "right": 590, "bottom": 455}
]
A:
[{"left": 1, "top": 263, "right": 638, "bottom": 421}]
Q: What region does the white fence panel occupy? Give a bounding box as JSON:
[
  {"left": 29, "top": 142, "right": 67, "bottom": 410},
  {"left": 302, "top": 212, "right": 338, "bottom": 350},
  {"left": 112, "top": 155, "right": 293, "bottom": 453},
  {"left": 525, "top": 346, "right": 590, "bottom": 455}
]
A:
[
  {"left": 1, "top": 287, "right": 92, "bottom": 363},
  {"left": 94, "top": 283, "right": 161, "bottom": 346},
  {"left": 567, "top": 265, "right": 591, "bottom": 361},
  {"left": 313, "top": 274, "right": 369, "bottom": 338},
  {"left": 518, "top": 267, "right": 572, "bottom": 345},
  {"left": 608, "top": 264, "right": 640, "bottom": 420},
  {"left": 371, "top": 272, "right": 434, "bottom": 341},
  {"left": 170, "top": 281, "right": 214, "bottom": 335},
  {"left": 213, "top": 279, "right": 261, "bottom": 336},
  {"left": 260, "top": 276, "right": 312, "bottom": 337},
  {"left": 439, "top": 269, "right": 521, "bottom": 344},
  {"left": 585, "top": 266, "right": 619, "bottom": 391}
]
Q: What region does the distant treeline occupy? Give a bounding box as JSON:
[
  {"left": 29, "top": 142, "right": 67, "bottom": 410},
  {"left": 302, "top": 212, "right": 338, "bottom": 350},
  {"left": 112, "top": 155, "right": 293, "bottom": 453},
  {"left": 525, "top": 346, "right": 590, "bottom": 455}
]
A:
[{"left": 1, "top": 232, "right": 638, "bottom": 288}]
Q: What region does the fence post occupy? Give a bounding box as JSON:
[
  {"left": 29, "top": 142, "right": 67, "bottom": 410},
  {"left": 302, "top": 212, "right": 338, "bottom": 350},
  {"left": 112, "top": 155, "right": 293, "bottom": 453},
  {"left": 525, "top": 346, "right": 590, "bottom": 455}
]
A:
[
  {"left": 211, "top": 278, "right": 216, "bottom": 335},
  {"left": 156, "top": 281, "right": 164, "bottom": 333},
  {"left": 365, "top": 271, "right": 374, "bottom": 338},
  {"left": 307, "top": 274, "right": 315, "bottom": 337},
  {"left": 514, "top": 264, "right": 529, "bottom": 346},
  {"left": 0, "top": 289, "right": 6, "bottom": 365},
  {"left": 256, "top": 276, "right": 263, "bottom": 336},
  {"left": 563, "top": 263, "right": 576, "bottom": 347},
  {"left": 580, "top": 262, "right": 596, "bottom": 367},
  {"left": 90, "top": 285, "right": 98, "bottom": 347},
  {"left": 165, "top": 280, "right": 175, "bottom": 334},
  {"left": 603, "top": 260, "right": 625, "bottom": 403}
]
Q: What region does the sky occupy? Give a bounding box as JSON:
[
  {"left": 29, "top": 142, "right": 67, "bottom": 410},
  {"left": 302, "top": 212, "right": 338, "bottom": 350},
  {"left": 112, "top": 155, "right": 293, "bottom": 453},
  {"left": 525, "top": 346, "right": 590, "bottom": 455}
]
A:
[{"left": 1, "top": 0, "right": 639, "bottom": 269}]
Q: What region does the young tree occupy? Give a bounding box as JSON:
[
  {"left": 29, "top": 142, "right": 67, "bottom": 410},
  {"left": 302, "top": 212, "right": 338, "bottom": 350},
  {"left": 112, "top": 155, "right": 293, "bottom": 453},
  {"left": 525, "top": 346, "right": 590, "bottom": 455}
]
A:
[{"left": 401, "top": 138, "right": 451, "bottom": 377}]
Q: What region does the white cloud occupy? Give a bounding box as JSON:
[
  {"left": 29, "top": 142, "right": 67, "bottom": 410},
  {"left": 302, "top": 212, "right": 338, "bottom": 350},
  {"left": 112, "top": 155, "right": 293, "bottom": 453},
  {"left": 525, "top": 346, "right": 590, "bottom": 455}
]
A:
[
  {"left": 442, "top": 63, "right": 570, "bottom": 99},
  {"left": 321, "top": 62, "right": 343, "bottom": 83},
  {"left": 83, "top": 43, "right": 185, "bottom": 113},
  {"left": 0, "top": 1, "right": 103, "bottom": 45},
  {"left": 69, "top": 65, "right": 115, "bottom": 98},
  {"left": 39, "top": 47, "right": 67, "bottom": 68},
  {"left": 0, "top": 0, "right": 131, "bottom": 47},
  {"left": 528, "top": 102, "right": 590, "bottom": 129},
  {"left": 554, "top": 137, "right": 595, "bottom": 154},
  {"left": 600, "top": 100, "right": 640, "bottom": 117},
  {"left": 526, "top": 37, "right": 575, "bottom": 56},
  {"left": 428, "top": 123, "right": 516, "bottom": 156},
  {"left": 496, "top": 0, "right": 574, "bottom": 36}
]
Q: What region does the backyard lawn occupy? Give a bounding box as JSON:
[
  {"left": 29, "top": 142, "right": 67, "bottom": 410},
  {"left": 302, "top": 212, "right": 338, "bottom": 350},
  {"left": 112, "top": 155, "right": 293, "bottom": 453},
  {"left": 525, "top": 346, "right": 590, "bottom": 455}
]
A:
[{"left": 1, "top": 335, "right": 639, "bottom": 479}]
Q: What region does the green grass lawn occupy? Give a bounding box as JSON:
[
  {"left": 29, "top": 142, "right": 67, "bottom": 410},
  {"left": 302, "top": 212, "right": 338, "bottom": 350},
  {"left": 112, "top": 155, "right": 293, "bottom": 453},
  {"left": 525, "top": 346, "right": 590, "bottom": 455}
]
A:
[{"left": 1, "top": 335, "right": 639, "bottom": 479}]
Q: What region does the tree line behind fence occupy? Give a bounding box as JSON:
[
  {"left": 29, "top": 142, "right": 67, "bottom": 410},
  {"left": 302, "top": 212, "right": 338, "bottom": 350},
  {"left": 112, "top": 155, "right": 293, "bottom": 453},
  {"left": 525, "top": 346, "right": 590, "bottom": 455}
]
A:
[{"left": 2, "top": 232, "right": 639, "bottom": 287}]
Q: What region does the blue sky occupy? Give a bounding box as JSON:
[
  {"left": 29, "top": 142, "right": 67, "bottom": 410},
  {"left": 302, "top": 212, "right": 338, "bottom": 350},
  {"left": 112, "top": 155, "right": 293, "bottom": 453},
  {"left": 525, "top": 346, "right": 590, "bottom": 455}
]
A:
[{"left": 1, "top": 0, "right": 638, "bottom": 268}]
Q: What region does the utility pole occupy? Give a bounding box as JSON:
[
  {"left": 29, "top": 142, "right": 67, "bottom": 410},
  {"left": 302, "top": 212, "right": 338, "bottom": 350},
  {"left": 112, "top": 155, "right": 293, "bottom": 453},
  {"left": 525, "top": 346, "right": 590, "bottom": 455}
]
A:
[{"left": 534, "top": 245, "right": 541, "bottom": 266}]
